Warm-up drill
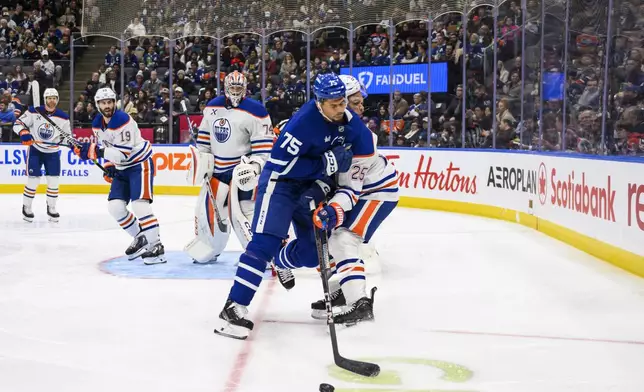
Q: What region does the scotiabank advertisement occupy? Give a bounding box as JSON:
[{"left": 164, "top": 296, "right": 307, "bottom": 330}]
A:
[{"left": 1, "top": 144, "right": 643, "bottom": 257}]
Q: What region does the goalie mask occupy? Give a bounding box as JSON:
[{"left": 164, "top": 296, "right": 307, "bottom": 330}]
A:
[{"left": 224, "top": 71, "right": 247, "bottom": 108}]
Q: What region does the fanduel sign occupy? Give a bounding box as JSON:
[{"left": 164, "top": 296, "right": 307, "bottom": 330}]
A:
[{"left": 340, "top": 63, "right": 448, "bottom": 95}]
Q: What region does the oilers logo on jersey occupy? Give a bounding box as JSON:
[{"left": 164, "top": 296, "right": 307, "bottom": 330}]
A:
[
  {"left": 37, "top": 123, "right": 55, "bottom": 140},
  {"left": 213, "top": 118, "right": 232, "bottom": 143}
]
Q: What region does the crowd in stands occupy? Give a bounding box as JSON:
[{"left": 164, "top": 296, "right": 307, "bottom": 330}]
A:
[
  {"left": 3, "top": 0, "right": 644, "bottom": 156},
  {"left": 0, "top": 1, "right": 83, "bottom": 140}
]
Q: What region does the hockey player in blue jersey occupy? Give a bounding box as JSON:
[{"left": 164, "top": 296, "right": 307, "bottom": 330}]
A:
[{"left": 214, "top": 73, "right": 377, "bottom": 340}]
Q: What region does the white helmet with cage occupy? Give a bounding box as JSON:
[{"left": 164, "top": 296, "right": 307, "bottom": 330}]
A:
[
  {"left": 339, "top": 75, "right": 368, "bottom": 98},
  {"left": 94, "top": 87, "right": 117, "bottom": 117},
  {"left": 224, "top": 71, "right": 247, "bottom": 107}
]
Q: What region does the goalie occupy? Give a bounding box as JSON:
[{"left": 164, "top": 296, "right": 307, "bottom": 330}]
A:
[{"left": 185, "top": 71, "right": 274, "bottom": 264}]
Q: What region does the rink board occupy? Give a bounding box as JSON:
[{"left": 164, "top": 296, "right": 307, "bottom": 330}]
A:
[{"left": 0, "top": 143, "right": 642, "bottom": 277}]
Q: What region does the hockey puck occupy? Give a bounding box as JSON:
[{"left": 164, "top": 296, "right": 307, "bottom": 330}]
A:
[{"left": 319, "top": 383, "right": 335, "bottom": 392}]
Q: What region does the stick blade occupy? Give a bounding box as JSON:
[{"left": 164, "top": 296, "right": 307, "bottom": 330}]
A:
[{"left": 336, "top": 356, "right": 380, "bottom": 377}]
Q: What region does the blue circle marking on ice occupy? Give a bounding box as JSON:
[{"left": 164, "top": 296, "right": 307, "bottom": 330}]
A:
[{"left": 100, "top": 250, "right": 274, "bottom": 280}]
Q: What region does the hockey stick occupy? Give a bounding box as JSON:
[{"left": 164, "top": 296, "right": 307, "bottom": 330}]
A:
[
  {"left": 182, "top": 101, "right": 229, "bottom": 233},
  {"left": 34, "top": 107, "right": 108, "bottom": 174},
  {"left": 35, "top": 140, "right": 73, "bottom": 147},
  {"left": 312, "top": 203, "right": 380, "bottom": 378}
]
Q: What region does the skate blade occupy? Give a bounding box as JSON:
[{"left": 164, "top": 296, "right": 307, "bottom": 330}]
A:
[
  {"left": 143, "top": 256, "right": 167, "bottom": 265},
  {"left": 311, "top": 305, "right": 346, "bottom": 320},
  {"left": 213, "top": 319, "right": 250, "bottom": 340},
  {"left": 48, "top": 216, "right": 59, "bottom": 223},
  {"left": 127, "top": 247, "right": 148, "bottom": 261},
  {"left": 23, "top": 216, "right": 34, "bottom": 223}
]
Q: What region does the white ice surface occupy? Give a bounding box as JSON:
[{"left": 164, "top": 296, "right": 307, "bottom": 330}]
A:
[{"left": 0, "top": 194, "right": 643, "bottom": 392}]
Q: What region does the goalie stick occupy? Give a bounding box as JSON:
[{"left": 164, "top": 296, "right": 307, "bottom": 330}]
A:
[
  {"left": 181, "top": 100, "right": 229, "bottom": 233},
  {"left": 34, "top": 107, "right": 108, "bottom": 175},
  {"left": 312, "top": 201, "right": 380, "bottom": 378}
]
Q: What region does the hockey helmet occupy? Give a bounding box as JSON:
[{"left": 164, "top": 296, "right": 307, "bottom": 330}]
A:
[
  {"left": 224, "top": 71, "right": 247, "bottom": 107},
  {"left": 313, "top": 73, "right": 346, "bottom": 101},
  {"left": 94, "top": 87, "right": 117, "bottom": 117},
  {"left": 43, "top": 88, "right": 59, "bottom": 101},
  {"left": 339, "top": 75, "right": 368, "bottom": 99}
]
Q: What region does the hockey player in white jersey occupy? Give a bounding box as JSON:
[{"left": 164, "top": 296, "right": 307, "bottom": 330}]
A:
[
  {"left": 185, "top": 70, "right": 274, "bottom": 264},
  {"left": 309, "top": 74, "right": 398, "bottom": 325},
  {"left": 13, "top": 88, "right": 69, "bottom": 222},
  {"left": 271, "top": 74, "right": 399, "bottom": 325},
  {"left": 72, "top": 87, "right": 166, "bottom": 265}
]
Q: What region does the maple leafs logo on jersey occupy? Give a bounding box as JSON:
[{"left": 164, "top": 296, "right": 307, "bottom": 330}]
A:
[{"left": 324, "top": 136, "right": 331, "bottom": 142}]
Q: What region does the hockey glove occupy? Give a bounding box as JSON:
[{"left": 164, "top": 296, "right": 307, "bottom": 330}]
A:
[
  {"left": 73, "top": 142, "right": 102, "bottom": 161},
  {"left": 233, "top": 156, "right": 262, "bottom": 192},
  {"left": 322, "top": 144, "right": 353, "bottom": 176},
  {"left": 102, "top": 162, "right": 117, "bottom": 183},
  {"left": 298, "top": 178, "right": 335, "bottom": 209},
  {"left": 19, "top": 130, "right": 34, "bottom": 146},
  {"left": 313, "top": 202, "right": 344, "bottom": 230}
]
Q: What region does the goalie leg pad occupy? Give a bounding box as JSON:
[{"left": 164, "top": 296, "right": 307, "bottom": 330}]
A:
[{"left": 187, "top": 178, "right": 230, "bottom": 263}]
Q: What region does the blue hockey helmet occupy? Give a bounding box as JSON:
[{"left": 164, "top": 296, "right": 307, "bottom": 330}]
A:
[{"left": 313, "top": 73, "right": 346, "bottom": 101}]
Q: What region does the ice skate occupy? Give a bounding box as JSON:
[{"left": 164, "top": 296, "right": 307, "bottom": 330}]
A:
[
  {"left": 333, "top": 287, "right": 377, "bottom": 326},
  {"left": 125, "top": 234, "right": 148, "bottom": 260},
  {"left": 272, "top": 262, "right": 295, "bottom": 290},
  {"left": 214, "top": 300, "right": 254, "bottom": 340},
  {"left": 311, "top": 288, "right": 346, "bottom": 320},
  {"left": 141, "top": 242, "right": 167, "bottom": 265},
  {"left": 47, "top": 205, "right": 59, "bottom": 222},
  {"left": 22, "top": 205, "right": 34, "bottom": 223}
]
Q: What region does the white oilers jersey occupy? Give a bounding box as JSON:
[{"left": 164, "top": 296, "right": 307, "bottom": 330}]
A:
[
  {"left": 196, "top": 96, "right": 273, "bottom": 174},
  {"left": 91, "top": 110, "right": 152, "bottom": 170},
  {"left": 13, "top": 106, "right": 70, "bottom": 153},
  {"left": 330, "top": 132, "right": 399, "bottom": 212}
]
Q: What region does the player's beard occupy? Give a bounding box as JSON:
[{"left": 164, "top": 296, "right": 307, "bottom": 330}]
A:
[{"left": 102, "top": 106, "right": 114, "bottom": 117}]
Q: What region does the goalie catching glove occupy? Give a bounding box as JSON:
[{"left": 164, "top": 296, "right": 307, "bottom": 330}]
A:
[{"left": 233, "top": 156, "right": 262, "bottom": 192}]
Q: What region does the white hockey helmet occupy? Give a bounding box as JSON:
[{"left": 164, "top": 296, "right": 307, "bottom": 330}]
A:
[
  {"left": 224, "top": 71, "right": 247, "bottom": 107},
  {"left": 339, "top": 74, "right": 368, "bottom": 99},
  {"left": 94, "top": 87, "right": 117, "bottom": 117},
  {"left": 43, "top": 88, "right": 59, "bottom": 101}
]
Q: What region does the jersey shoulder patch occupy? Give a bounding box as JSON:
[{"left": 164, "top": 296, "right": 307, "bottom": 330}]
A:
[
  {"left": 107, "top": 110, "right": 130, "bottom": 130},
  {"left": 237, "top": 98, "right": 269, "bottom": 119},
  {"left": 205, "top": 96, "right": 226, "bottom": 109},
  {"left": 53, "top": 108, "right": 69, "bottom": 120},
  {"left": 91, "top": 114, "right": 104, "bottom": 129}
]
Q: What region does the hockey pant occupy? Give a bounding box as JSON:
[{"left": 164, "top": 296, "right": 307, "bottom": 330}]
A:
[
  {"left": 185, "top": 176, "right": 255, "bottom": 263},
  {"left": 275, "top": 199, "right": 397, "bottom": 304}
]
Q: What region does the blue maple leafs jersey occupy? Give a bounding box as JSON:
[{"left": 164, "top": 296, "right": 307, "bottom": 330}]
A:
[{"left": 262, "top": 100, "right": 375, "bottom": 183}]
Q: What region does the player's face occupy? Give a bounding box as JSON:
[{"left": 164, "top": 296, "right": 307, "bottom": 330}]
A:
[
  {"left": 98, "top": 99, "right": 115, "bottom": 117},
  {"left": 45, "top": 96, "right": 57, "bottom": 110},
  {"left": 320, "top": 97, "right": 347, "bottom": 122},
  {"left": 347, "top": 93, "right": 364, "bottom": 116}
]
